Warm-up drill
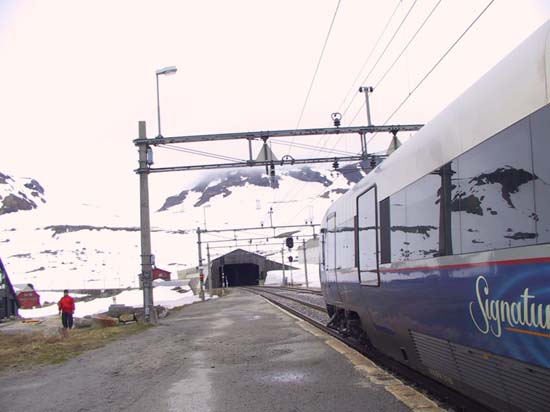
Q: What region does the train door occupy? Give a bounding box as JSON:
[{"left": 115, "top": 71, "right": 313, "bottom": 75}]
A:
[
  {"left": 357, "top": 186, "right": 380, "bottom": 286},
  {"left": 326, "top": 213, "right": 343, "bottom": 303}
]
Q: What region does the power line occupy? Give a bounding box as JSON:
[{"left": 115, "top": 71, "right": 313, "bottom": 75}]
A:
[
  {"left": 383, "top": 0, "right": 495, "bottom": 125},
  {"left": 293, "top": 0, "right": 342, "bottom": 133},
  {"left": 337, "top": 1, "right": 401, "bottom": 114},
  {"left": 159, "top": 144, "right": 244, "bottom": 163},
  {"left": 270, "top": 138, "right": 356, "bottom": 156},
  {"left": 274, "top": 0, "right": 341, "bottom": 209},
  {"left": 342, "top": 0, "right": 419, "bottom": 120},
  {"left": 374, "top": 0, "right": 444, "bottom": 90},
  {"left": 278, "top": 2, "right": 403, "bottom": 210}
]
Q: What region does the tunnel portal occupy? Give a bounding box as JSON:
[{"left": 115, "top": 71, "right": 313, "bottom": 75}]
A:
[
  {"left": 224, "top": 263, "right": 259, "bottom": 287},
  {"left": 209, "top": 248, "right": 292, "bottom": 288}
]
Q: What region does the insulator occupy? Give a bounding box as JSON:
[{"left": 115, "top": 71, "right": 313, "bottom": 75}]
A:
[{"left": 331, "top": 112, "right": 342, "bottom": 127}]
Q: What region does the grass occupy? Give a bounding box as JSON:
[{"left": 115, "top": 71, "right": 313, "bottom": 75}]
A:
[{"left": 0, "top": 323, "right": 152, "bottom": 374}]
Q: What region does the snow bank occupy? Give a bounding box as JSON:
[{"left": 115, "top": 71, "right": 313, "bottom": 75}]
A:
[
  {"left": 19, "top": 285, "right": 209, "bottom": 319},
  {"left": 264, "top": 263, "right": 321, "bottom": 287}
]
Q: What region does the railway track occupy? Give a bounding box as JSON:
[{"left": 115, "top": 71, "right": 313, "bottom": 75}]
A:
[
  {"left": 259, "top": 285, "right": 323, "bottom": 296},
  {"left": 244, "top": 285, "right": 491, "bottom": 412},
  {"left": 248, "top": 286, "right": 327, "bottom": 312}
]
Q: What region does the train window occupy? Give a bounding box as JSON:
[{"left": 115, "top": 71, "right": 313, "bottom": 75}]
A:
[
  {"left": 384, "top": 104, "right": 549, "bottom": 262},
  {"left": 320, "top": 229, "right": 327, "bottom": 271},
  {"left": 326, "top": 214, "right": 336, "bottom": 270},
  {"left": 338, "top": 217, "right": 355, "bottom": 269},
  {"left": 455, "top": 116, "right": 536, "bottom": 253},
  {"left": 531, "top": 103, "right": 550, "bottom": 244},
  {"left": 357, "top": 186, "right": 379, "bottom": 286},
  {"left": 404, "top": 174, "right": 440, "bottom": 259},
  {"left": 379, "top": 197, "right": 391, "bottom": 264},
  {"left": 390, "top": 189, "right": 407, "bottom": 261},
  {"left": 389, "top": 174, "right": 440, "bottom": 262}
]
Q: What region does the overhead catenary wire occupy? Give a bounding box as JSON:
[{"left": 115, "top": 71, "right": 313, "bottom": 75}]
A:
[
  {"left": 288, "top": 0, "right": 419, "bottom": 200},
  {"left": 274, "top": 0, "right": 343, "bottom": 214},
  {"left": 159, "top": 144, "right": 244, "bottom": 163},
  {"left": 336, "top": 0, "right": 401, "bottom": 114},
  {"left": 270, "top": 138, "right": 356, "bottom": 156},
  {"left": 349, "top": 0, "right": 495, "bottom": 153},
  {"left": 276, "top": 2, "right": 407, "bottom": 212},
  {"left": 341, "top": 0, "right": 419, "bottom": 120},
  {"left": 291, "top": 0, "right": 343, "bottom": 145},
  {"left": 382, "top": 0, "right": 495, "bottom": 125},
  {"left": 284, "top": 0, "right": 462, "bottom": 225},
  {"left": 374, "top": 0, "right": 444, "bottom": 90},
  {"left": 347, "top": 0, "right": 445, "bottom": 126},
  {"left": 281, "top": 1, "right": 492, "bottom": 227}
]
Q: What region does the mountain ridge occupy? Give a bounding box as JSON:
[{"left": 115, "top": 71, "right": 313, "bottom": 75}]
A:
[{"left": 0, "top": 171, "right": 46, "bottom": 215}]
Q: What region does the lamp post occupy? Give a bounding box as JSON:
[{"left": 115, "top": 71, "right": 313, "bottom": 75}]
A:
[{"left": 155, "top": 66, "right": 178, "bottom": 138}]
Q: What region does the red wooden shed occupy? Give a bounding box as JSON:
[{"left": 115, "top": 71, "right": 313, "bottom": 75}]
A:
[
  {"left": 152, "top": 267, "right": 171, "bottom": 281},
  {"left": 15, "top": 284, "right": 40, "bottom": 309}
]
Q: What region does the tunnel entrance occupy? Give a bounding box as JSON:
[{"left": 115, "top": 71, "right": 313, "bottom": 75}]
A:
[{"left": 224, "top": 263, "right": 260, "bottom": 287}]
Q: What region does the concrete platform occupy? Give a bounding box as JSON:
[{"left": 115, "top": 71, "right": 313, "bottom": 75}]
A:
[{"left": 0, "top": 289, "right": 444, "bottom": 412}]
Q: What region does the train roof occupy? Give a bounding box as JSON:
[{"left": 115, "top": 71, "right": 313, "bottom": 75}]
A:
[{"left": 326, "top": 19, "right": 550, "bottom": 220}]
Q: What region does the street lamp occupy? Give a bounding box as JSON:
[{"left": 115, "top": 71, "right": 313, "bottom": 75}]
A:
[{"left": 155, "top": 66, "right": 178, "bottom": 138}]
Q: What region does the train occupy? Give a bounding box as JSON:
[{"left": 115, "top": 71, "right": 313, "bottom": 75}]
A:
[{"left": 320, "top": 20, "right": 550, "bottom": 412}]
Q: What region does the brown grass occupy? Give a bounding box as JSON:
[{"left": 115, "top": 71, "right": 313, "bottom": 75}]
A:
[{"left": 0, "top": 323, "right": 152, "bottom": 374}]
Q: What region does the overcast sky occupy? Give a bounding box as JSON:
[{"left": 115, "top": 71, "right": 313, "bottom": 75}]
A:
[{"left": 1, "top": 0, "right": 549, "bottom": 213}]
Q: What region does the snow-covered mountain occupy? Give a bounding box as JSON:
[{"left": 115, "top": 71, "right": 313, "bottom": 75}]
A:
[
  {"left": 0, "top": 172, "right": 46, "bottom": 215},
  {"left": 157, "top": 163, "right": 365, "bottom": 212},
  {"left": 0, "top": 164, "right": 366, "bottom": 290}
]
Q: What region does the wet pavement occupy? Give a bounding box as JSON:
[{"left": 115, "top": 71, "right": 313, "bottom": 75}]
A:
[{"left": 0, "top": 289, "right": 442, "bottom": 412}]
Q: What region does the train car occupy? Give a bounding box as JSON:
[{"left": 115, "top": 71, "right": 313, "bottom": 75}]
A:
[{"left": 320, "top": 20, "right": 550, "bottom": 412}]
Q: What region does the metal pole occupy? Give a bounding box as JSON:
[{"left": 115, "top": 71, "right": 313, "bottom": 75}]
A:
[
  {"left": 303, "top": 239, "right": 309, "bottom": 288},
  {"left": 221, "top": 261, "right": 225, "bottom": 289},
  {"left": 197, "top": 227, "right": 205, "bottom": 301},
  {"left": 156, "top": 74, "right": 162, "bottom": 137},
  {"left": 360, "top": 132, "right": 367, "bottom": 157},
  {"left": 359, "top": 86, "right": 374, "bottom": 126},
  {"left": 247, "top": 138, "right": 253, "bottom": 164},
  {"left": 137, "top": 121, "right": 156, "bottom": 323},
  {"left": 207, "top": 243, "right": 212, "bottom": 295},
  {"left": 281, "top": 248, "right": 286, "bottom": 286}
]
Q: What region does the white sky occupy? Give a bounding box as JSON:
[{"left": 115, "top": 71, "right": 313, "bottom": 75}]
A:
[{"left": 1, "top": 0, "right": 549, "bottom": 214}]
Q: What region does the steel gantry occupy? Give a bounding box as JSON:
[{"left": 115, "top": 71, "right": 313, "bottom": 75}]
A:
[
  {"left": 134, "top": 124, "right": 423, "bottom": 173},
  {"left": 133, "top": 121, "right": 423, "bottom": 322}
]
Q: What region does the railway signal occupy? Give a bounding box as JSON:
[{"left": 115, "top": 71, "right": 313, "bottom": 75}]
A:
[{"left": 285, "top": 236, "right": 294, "bottom": 249}]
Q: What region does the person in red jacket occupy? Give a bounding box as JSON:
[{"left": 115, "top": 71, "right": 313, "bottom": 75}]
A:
[{"left": 58, "top": 289, "right": 75, "bottom": 338}]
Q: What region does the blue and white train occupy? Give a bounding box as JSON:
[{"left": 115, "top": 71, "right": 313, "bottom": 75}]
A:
[{"left": 320, "top": 20, "right": 550, "bottom": 412}]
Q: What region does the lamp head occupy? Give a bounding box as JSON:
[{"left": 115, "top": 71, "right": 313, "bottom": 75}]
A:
[{"left": 156, "top": 66, "right": 178, "bottom": 76}]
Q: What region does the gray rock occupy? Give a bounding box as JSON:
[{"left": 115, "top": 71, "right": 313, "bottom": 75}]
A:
[{"left": 74, "top": 317, "right": 92, "bottom": 328}]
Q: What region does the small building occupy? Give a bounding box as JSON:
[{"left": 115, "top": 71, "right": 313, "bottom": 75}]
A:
[
  {"left": 15, "top": 284, "right": 40, "bottom": 309},
  {"left": 0, "top": 257, "right": 20, "bottom": 318},
  {"left": 152, "top": 267, "right": 171, "bottom": 281}
]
